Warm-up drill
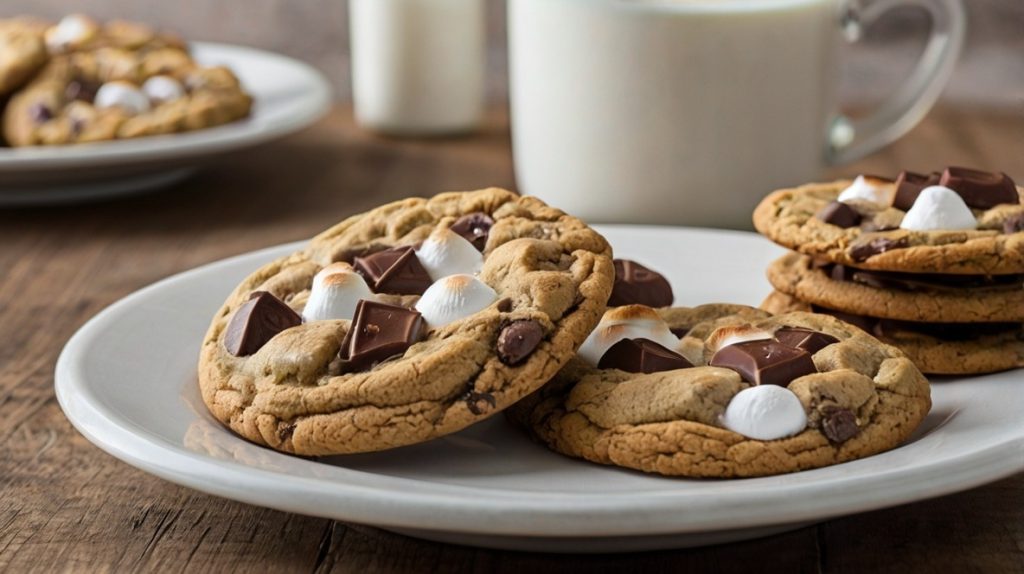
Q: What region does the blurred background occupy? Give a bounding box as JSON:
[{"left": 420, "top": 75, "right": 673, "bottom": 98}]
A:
[{"left": 6, "top": 0, "right": 1023, "bottom": 110}]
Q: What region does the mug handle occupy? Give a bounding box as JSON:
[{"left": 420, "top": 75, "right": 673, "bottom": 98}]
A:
[{"left": 826, "top": 0, "right": 966, "bottom": 165}]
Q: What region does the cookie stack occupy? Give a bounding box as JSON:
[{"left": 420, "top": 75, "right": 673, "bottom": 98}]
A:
[{"left": 754, "top": 167, "right": 1024, "bottom": 374}]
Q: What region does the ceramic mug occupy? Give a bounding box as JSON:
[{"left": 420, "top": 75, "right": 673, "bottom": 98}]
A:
[{"left": 508, "top": 0, "right": 965, "bottom": 227}]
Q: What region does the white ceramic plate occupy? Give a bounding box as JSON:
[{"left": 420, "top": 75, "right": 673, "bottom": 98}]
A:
[
  {"left": 55, "top": 226, "right": 1024, "bottom": 553},
  {"left": 0, "top": 42, "right": 332, "bottom": 206}
]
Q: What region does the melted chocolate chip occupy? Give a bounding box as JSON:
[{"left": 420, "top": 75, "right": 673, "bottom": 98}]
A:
[
  {"left": 709, "top": 340, "right": 816, "bottom": 387},
  {"left": 820, "top": 406, "right": 860, "bottom": 443},
  {"left": 669, "top": 326, "right": 692, "bottom": 338},
  {"left": 353, "top": 246, "right": 433, "bottom": 295},
  {"left": 774, "top": 327, "right": 839, "bottom": 354},
  {"left": 1004, "top": 213, "right": 1024, "bottom": 234},
  {"left": 224, "top": 291, "right": 302, "bottom": 356},
  {"left": 940, "top": 167, "right": 1019, "bottom": 209},
  {"left": 810, "top": 304, "right": 1021, "bottom": 341},
  {"left": 65, "top": 79, "right": 99, "bottom": 103},
  {"left": 849, "top": 236, "right": 909, "bottom": 262},
  {"left": 821, "top": 263, "right": 1024, "bottom": 292},
  {"left": 608, "top": 259, "right": 674, "bottom": 307},
  {"left": 449, "top": 212, "right": 494, "bottom": 251},
  {"left": 816, "top": 201, "right": 862, "bottom": 228},
  {"left": 28, "top": 103, "right": 53, "bottom": 123},
  {"left": 340, "top": 300, "right": 425, "bottom": 372},
  {"left": 464, "top": 391, "right": 496, "bottom": 415},
  {"left": 893, "top": 170, "right": 941, "bottom": 211},
  {"left": 497, "top": 319, "right": 544, "bottom": 365},
  {"left": 597, "top": 338, "right": 693, "bottom": 374}
]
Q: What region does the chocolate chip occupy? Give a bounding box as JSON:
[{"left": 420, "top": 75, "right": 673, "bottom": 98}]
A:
[
  {"left": 773, "top": 327, "right": 839, "bottom": 354},
  {"left": 497, "top": 319, "right": 544, "bottom": 365},
  {"left": 28, "top": 103, "right": 53, "bottom": 123},
  {"left": 277, "top": 422, "right": 296, "bottom": 443},
  {"left": 820, "top": 406, "right": 860, "bottom": 443},
  {"left": 893, "top": 170, "right": 941, "bottom": 210},
  {"left": 669, "top": 326, "right": 691, "bottom": 338},
  {"left": 224, "top": 291, "right": 302, "bottom": 356},
  {"left": 340, "top": 300, "right": 425, "bottom": 372},
  {"left": 65, "top": 79, "right": 99, "bottom": 103},
  {"left": 449, "top": 212, "right": 494, "bottom": 251},
  {"left": 608, "top": 259, "right": 674, "bottom": 307},
  {"left": 464, "top": 391, "right": 496, "bottom": 415},
  {"left": 496, "top": 297, "right": 513, "bottom": 313},
  {"left": 849, "top": 236, "right": 909, "bottom": 262},
  {"left": 597, "top": 338, "right": 693, "bottom": 374},
  {"left": 1004, "top": 213, "right": 1024, "bottom": 234},
  {"left": 709, "top": 340, "right": 816, "bottom": 387},
  {"left": 354, "top": 246, "right": 433, "bottom": 295},
  {"left": 816, "top": 201, "right": 862, "bottom": 229},
  {"left": 940, "top": 166, "right": 1019, "bottom": 209}
]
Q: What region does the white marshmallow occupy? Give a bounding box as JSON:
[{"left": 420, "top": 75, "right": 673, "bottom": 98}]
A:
[
  {"left": 45, "top": 14, "right": 98, "bottom": 53},
  {"left": 837, "top": 175, "right": 894, "bottom": 206},
  {"left": 721, "top": 385, "right": 808, "bottom": 441},
  {"left": 302, "top": 263, "right": 374, "bottom": 322},
  {"left": 415, "top": 274, "right": 497, "bottom": 329},
  {"left": 142, "top": 75, "right": 186, "bottom": 104},
  {"left": 416, "top": 228, "right": 483, "bottom": 281},
  {"left": 94, "top": 82, "right": 151, "bottom": 115},
  {"left": 899, "top": 185, "right": 977, "bottom": 231},
  {"left": 706, "top": 325, "right": 776, "bottom": 354},
  {"left": 578, "top": 305, "right": 680, "bottom": 366}
]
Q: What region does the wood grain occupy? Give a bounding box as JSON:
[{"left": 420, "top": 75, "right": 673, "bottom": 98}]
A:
[{"left": 0, "top": 106, "right": 1022, "bottom": 572}]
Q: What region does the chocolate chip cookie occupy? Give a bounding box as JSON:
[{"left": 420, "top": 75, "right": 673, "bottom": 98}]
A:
[
  {"left": 507, "top": 304, "right": 931, "bottom": 478},
  {"left": 0, "top": 19, "right": 48, "bottom": 96},
  {"left": 199, "top": 189, "right": 615, "bottom": 456}
]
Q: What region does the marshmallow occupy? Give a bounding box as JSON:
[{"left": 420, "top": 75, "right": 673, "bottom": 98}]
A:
[
  {"left": 706, "top": 325, "right": 776, "bottom": 354},
  {"left": 416, "top": 228, "right": 483, "bottom": 281},
  {"left": 899, "top": 185, "right": 977, "bottom": 231},
  {"left": 578, "top": 305, "right": 680, "bottom": 366},
  {"left": 721, "top": 385, "right": 808, "bottom": 441},
  {"left": 302, "top": 263, "right": 374, "bottom": 322},
  {"left": 415, "top": 274, "right": 497, "bottom": 329},
  {"left": 45, "top": 14, "right": 98, "bottom": 53},
  {"left": 142, "top": 75, "right": 186, "bottom": 104},
  {"left": 94, "top": 82, "right": 151, "bottom": 115},
  {"left": 837, "top": 175, "right": 894, "bottom": 206}
]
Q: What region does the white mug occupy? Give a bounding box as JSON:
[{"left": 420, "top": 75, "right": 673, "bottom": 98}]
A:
[{"left": 508, "top": 0, "right": 965, "bottom": 228}]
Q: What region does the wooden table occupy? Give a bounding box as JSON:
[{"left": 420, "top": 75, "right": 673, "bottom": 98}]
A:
[{"left": 2, "top": 106, "right": 1022, "bottom": 572}]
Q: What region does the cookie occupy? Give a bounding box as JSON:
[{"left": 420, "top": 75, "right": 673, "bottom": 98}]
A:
[
  {"left": 3, "top": 47, "right": 251, "bottom": 146},
  {"left": 753, "top": 173, "right": 1024, "bottom": 274},
  {"left": 40, "top": 14, "right": 186, "bottom": 56},
  {"left": 507, "top": 304, "right": 931, "bottom": 478},
  {"left": 198, "top": 189, "right": 615, "bottom": 456},
  {"left": 762, "top": 290, "right": 1024, "bottom": 375},
  {"left": 767, "top": 252, "right": 1024, "bottom": 323},
  {"left": 0, "top": 19, "right": 48, "bottom": 96}
]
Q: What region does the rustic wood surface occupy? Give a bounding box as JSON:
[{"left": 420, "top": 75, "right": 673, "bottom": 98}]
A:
[{"left": 0, "top": 106, "right": 1022, "bottom": 573}]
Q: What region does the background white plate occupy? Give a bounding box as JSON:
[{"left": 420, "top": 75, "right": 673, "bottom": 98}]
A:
[
  {"left": 0, "top": 42, "right": 332, "bottom": 206},
  {"left": 55, "top": 226, "right": 1024, "bottom": 553}
]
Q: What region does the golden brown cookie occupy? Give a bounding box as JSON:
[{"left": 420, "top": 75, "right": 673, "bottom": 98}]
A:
[
  {"left": 0, "top": 19, "right": 48, "bottom": 96},
  {"left": 198, "top": 189, "right": 615, "bottom": 456},
  {"left": 508, "top": 304, "right": 931, "bottom": 478}
]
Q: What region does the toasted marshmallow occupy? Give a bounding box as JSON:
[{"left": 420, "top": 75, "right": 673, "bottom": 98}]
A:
[
  {"left": 45, "top": 14, "right": 98, "bottom": 53},
  {"left": 94, "top": 81, "right": 151, "bottom": 115},
  {"left": 706, "top": 325, "right": 776, "bottom": 354},
  {"left": 416, "top": 228, "right": 483, "bottom": 281},
  {"left": 837, "top": 175, "right": 894, "bottom": 206},
  {"left": 899, "top": 185, "right": 977, "bottom": 231},
  {"left": 302, "top": 263, "right": 374, "bottom": 322},
  {"left": 415, "top": 274, "right": 497, "bottom": 329},
  {"left": 142, "top": 75, "right": 186, "bottom": 104},
  {"left": 721, "top": 385, "right": 807, "bottom": 441},
  {"left": 578, "top": 305, "right": 679, "bottom": 366}
]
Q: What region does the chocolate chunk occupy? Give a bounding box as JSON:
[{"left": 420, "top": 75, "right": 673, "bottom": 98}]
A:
[
  {"left": 598, "top": 338, "right": 693, "bottom": 374},
  {"left": 449, "top": 212, "right": 494, "bottom": 251},
  {"left": 340, "top": 300, "right": 425, "bottom": 371},
  {"left": 224, "top": 291, "right": 302, "bottom": 356},
  {"left": 497, "top": 319, "right": 544, "bottom": 365},
  {"left": 810, "top": 305, "right": 877, "bottom": 333},
  {"left": 774, "top": 327, "right": 839, "bottom": 354},
  {"left": 1004, "top": 213, "right": 1024, "bottom": 234},
  {"left": 608, "top": 259, "right": 674, "bottom": 307},
  {"left": 810, "top": 304, "right": 1021, "bottom": 341},
  {"left": 28, "top": 103, "right": 53, "bottom": 123},
  {"left": 820, "top": 406, "right": 860, "bottom": 443},
  {"left": 353, "top": 246, "right": 432, "bottom": 295},
  {"left": 464, "top": 391, "right": 496, "bottom": 415},
  {"left": 65, "top": 79, "right": 99, "bottom": 103},
  {"left": 939, "top": 167, "right": 1019, "bottom": 209},
  {"left": 849, "top": 236, "right": 909, "bottom": 262},
  {"left": 823, "top": 263, "right": 1024, "bottom": 292},
  {"left": 893, "top": 170, "right": 941, "bottom": 210},
  {"left": 710, "top": 340, "right": 816, "bottom": 387},
  {"left": 496, "top": 297, "right": 513, "bottom": 313},
  {"left": 669, "top": 326, "right": 691, "bottom": 338},
  {"left": 816, "top": 201, "right": 862, "bottom": 228}
]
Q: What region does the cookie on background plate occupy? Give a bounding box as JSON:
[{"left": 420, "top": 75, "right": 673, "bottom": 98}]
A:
[
  {"left": 199, "top": 188, "right": 615, "bottom": 456},
  {"left": 507, "top": 304, "right": 931, "bottom": 478},
  {"left": 762, "top": 290, "right": 1024, "bottom": 376},
  {"left": 0, "top": 19, "right": 48, "bottom": 96},
  {"left": 753, "top": 169, "right": 1024, "bottom": 274}
]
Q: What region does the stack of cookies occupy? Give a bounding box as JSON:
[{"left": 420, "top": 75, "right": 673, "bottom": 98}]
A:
[
  {"left": 754, "top": 167, "right": 1024, "bottom": 375},
  {"left": 0, "top": 14, "right": 251, "bottom": 146}
]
